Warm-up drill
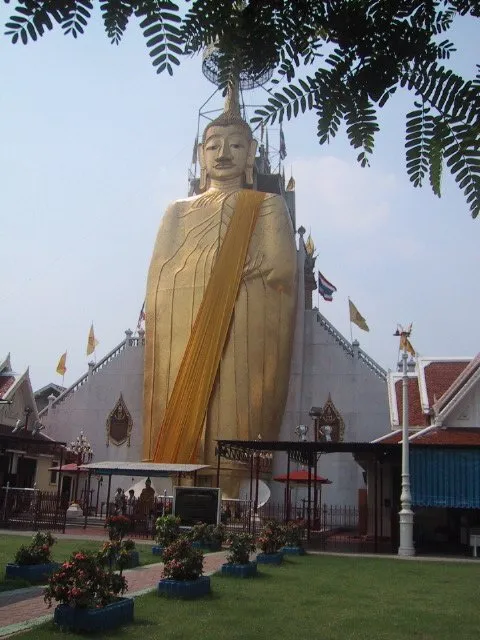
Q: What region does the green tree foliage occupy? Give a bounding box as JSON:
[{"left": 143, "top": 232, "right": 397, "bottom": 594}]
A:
[{"left": 3, "top": 1, "right": 479, "bottom": 217}]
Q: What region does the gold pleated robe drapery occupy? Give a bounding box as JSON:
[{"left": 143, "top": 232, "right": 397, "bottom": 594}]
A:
[{"left": 143, "top": 188, "right": 297, "bottom": 467}]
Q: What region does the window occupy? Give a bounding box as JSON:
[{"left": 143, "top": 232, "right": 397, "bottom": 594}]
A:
[{"left": 50, "top": 461, "right": 59, "bottom": 485}]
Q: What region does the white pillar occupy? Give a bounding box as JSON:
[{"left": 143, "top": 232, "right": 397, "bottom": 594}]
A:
[
  {"left": 87, "top": 361, "right": 95, "bottom": 381},
  {"left": 398, "top": 351, "right": 415, "bottom": 556}
]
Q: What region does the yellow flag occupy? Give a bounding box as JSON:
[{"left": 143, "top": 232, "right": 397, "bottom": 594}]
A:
[
  {"left": 286, "top": 176, "right": 295, "bottom": 191},
  {"left": 400, "top": 334, "right": 416, "bottom": 356},
  {"left": 56, "top": 352, "right": 67, "bottom": 376},
  {"left": 86, "top": 324, "right": 99, "bottom": 356},
  {"left": 349, "top": 299, "right": 369, "bottom": 332}
]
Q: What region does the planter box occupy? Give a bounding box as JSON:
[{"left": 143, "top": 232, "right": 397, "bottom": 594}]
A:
[
  {"left": 54, "top": 597, "right": 134, "bottom": 632},
  {"left": 152, "top": 545, "right": 164, "bottom": 556},
  {"left": 221, "top": 562, "right": 257, "bottom": 578},
  {"left": 191, "top": 541, "right": 202, "bottom": 549},
  {"left": 282, "top": 546, "right": 306, "bottom": 555},
  {"left": 122, "top": 551, "right": 140, "bottom": 568},
  {"left": 202, "top": 542, "right": 222, "bottom": 552},
  {"left": 5, "top": 562, "right": 59, "bottom": 583},
  {"left": 256, "top": 552, "right": 284, "bottom": 565},
  {"left": 158, "top": 575, "right": 211, "bottom": 599}
]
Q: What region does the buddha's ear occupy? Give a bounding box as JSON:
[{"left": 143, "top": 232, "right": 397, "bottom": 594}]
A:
[
  {"left": 245, "top": 139, "right": 257, "bottom": 186},
  {"left": 198, "top": 142, "right": 208, "bottom": 192}
]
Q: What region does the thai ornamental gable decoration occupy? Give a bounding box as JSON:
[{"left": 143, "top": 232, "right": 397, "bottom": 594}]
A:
[
  {"left": 316, "top": 394, "right": 345, "bottom": 443},
  {"left": 106, "top": 394, "right": 133, "bottom": 447}
]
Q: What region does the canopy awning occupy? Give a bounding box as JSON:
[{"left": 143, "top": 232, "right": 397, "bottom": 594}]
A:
[
  {"left": 80, "top": 461, "right": 210, "bottom": 478},
  {"left": 273, "top": 470, "right": 332, "bottom": 484}
]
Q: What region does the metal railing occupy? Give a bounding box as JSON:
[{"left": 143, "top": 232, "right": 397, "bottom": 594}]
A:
[
  {"left": 39, "top": 334, "right": 145, "bottom": 416},
  {"left": 0, "top": 486, "right": 67, "bottom": 532}
]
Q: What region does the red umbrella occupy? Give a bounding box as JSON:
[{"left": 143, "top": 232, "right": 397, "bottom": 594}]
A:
[{"left": 273, "top": 470, "right": 332, "bottom": 484}]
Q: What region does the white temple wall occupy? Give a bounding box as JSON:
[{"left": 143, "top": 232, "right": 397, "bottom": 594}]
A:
[
  {"left": 272, "top": 305, "right": 389, "bottom": 508},
  {"left": 43, "top": 340, "right": 144, "bottom": 504}
]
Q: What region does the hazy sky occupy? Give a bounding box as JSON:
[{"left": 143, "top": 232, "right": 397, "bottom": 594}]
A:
[{"left": 0, "top": 7, "right": 478, "bottom": 391}]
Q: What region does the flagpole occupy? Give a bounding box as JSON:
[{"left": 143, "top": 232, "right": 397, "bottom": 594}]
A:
[{"left": 348, "top": 298, "right": 353, "bottom": 343}]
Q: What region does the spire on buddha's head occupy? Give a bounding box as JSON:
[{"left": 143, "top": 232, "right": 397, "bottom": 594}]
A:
[{"left": 202, "top": 80, "right": 253, "bottom": 141}]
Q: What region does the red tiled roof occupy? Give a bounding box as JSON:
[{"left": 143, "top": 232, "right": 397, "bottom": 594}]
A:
[
  {"left": 412, "top": 427, "right": 480, "bottom": 446},
  {"left": 395, "top": 377, "right": 426, "bottom": 427},
  {"left": 273, "top": 470, "right": 332, "bottom": 484},
  {"left": 424, "top": 361, "right": 470, "bottom": 408},
  {"left": 48, "top": 463, "right": 87, "bottom": 473},
  {"left": 0, "top": 375, "right": 15, "bottom": 399},
  {"left": 435, "top": 354, "right": 480, "bottom": 413}
]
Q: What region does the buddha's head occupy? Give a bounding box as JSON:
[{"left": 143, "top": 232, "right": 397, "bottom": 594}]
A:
[{"left": 198, "top": 84, "right": 257, "bottom": 191}]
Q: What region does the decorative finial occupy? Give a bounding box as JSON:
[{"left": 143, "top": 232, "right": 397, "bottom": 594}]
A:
[
  {"left": 202, "top": 76, "right": 252, "bottom": 141},
  {"left": 305, "top": 234, "right": 315, "bottom": 257},
  {"left": 224, "top": 79, "right": 241, "bottom": 118}
]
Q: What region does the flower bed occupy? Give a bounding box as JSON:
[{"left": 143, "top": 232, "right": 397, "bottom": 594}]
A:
[
  {"left": 256, "top": 552, "right": 284, "bottom": 565},
  {"left": 6, "top": 532, "right": 58, "bottom": 583},
  {"left": 282, "top": 546, "right": 306, "bottom": 555},
  {"left": 54, "top": 597, "right": 134, "bottom": 632},
  {"left": 158, "top": 538, "right": 209, "bottom": 599},
  {"left": 5, "top": 562, "right": 59, "bottom": 583},
  {"left": 105, "top": 515, "right": 131, "bottom": 541},
  {"left": 188, "top": 523, "right": 225, "bottom": 551},
  {"left": 158, "top": 575, "right": 211, "bottom": 599},
  {"left": 45, "top": 551, "right": 128, "bottom": 609},
  {"left": 221, "top": 532, "right": 257, "bottom": 578},
  {"left": 258, "top": 521, "right": 285, "bottom": 555},
  {"left": 155, "top": 515, "right": 181, "bottom": 548},
  {"left": 221, "top": 562, "right": 257, "bottom": 578}
]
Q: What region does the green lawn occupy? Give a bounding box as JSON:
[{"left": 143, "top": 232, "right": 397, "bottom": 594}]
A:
[
  {"left": 0, "top": 534, "right": 161, "bottom": 591},
  {"left": 17, "top": 554, "right": 480, "bottom": 640}
]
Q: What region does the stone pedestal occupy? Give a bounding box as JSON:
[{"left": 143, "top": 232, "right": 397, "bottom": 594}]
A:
[{"left": 66, "top": 503, "right": 83, "bottom": 519}]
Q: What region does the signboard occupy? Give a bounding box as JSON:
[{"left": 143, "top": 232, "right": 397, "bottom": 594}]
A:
[{"left": 173, "top": 487, "right": 221, "bottom": 526}]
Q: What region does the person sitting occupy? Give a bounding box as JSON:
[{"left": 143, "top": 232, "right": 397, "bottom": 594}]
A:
[{"left": 137, "top": 478, "right": 155, "bottom": 515}]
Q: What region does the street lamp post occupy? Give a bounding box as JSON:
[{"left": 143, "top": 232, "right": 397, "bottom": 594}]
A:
[
  {"left": 68, "top": 431, "right": 93, "bottom": 504},
  {"left": 396, "top": 329, "right": 415, "bottom": 557}
]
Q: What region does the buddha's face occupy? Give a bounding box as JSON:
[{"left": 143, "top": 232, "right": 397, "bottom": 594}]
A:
[{"left": 203, "top": 124, "right": 251, "bottom": 181}]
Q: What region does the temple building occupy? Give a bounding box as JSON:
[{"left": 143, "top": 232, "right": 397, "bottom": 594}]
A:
[{"left": 0, "top": 354, "right": 65, "bottom": 490}]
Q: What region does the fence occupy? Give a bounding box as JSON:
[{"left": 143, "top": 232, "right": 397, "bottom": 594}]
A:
[
  {"left": 0, "top": 487, "right": 394, "bottom": 553},
  {"left": 0, "top": 486, "right": 67, "bottom": 533}
]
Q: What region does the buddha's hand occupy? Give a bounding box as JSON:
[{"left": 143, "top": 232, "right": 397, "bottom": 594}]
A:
[{"left": 243, "top": 251, "right": 264, "bottom": 278}]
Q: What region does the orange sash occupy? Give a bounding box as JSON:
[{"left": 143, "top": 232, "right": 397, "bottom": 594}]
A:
[{"left": 152, "top": 190, "right": 266, "bottom": 463}]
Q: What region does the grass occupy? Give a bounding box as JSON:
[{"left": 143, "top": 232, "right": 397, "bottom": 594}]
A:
[
  {"left": 0, "top": 534, "right": 162, "bottom": 591},
  {"left": 15, "top": 554, "right": 480, "bottom": 640}
]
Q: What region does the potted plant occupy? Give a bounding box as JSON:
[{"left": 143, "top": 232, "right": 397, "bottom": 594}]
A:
[
  {"left": 257, "top": 520, "right": 285, "bottom": 565},
  {"left": 188, "top": 523, "right": 225, "bottom": 551},
  {"left": 98, "top": 539, "right": 139, "bottom": 571},
  {"left": 104, "top": 515, "right": 139, "bottom": 567},
  {"left": 282, "top": 520, "right": 306, "bottom": 555},
  {"left": 187, "top": 522, "right": 209, "bottom": 548},
  {"left": 153, "top": 514, "right": 181, "bottom": 555},
  {"left": 6, "top": 531, "right": 59, "bottom": 583},
  {"left": 44, "top": 550, "right": 132, "bottom": 632},
  {"left": 105, "top": 514, "right": 131, "bottom": 541},
  {"left": 207, "top": 523, "right": 226, "bottom": 551},
  {"left": 158, "top": 538, "right": 210, "bottom": 599},
  {"left": 221, "top": 533, "right": 257, "bottom": 578}
]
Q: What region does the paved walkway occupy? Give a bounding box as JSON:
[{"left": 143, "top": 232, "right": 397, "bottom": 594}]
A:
[{"left": 0, "top": 549, "right": 228, "bottom": 638}]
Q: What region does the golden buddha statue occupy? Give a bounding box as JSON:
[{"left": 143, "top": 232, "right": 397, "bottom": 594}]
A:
[{"left": 143, "top": 86, "right": 297, "bottom": 493}]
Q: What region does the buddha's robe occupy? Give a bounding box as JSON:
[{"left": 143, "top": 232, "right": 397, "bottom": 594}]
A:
[{"left": 143, "top": 189, "right": 297, "bottom": 466}]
